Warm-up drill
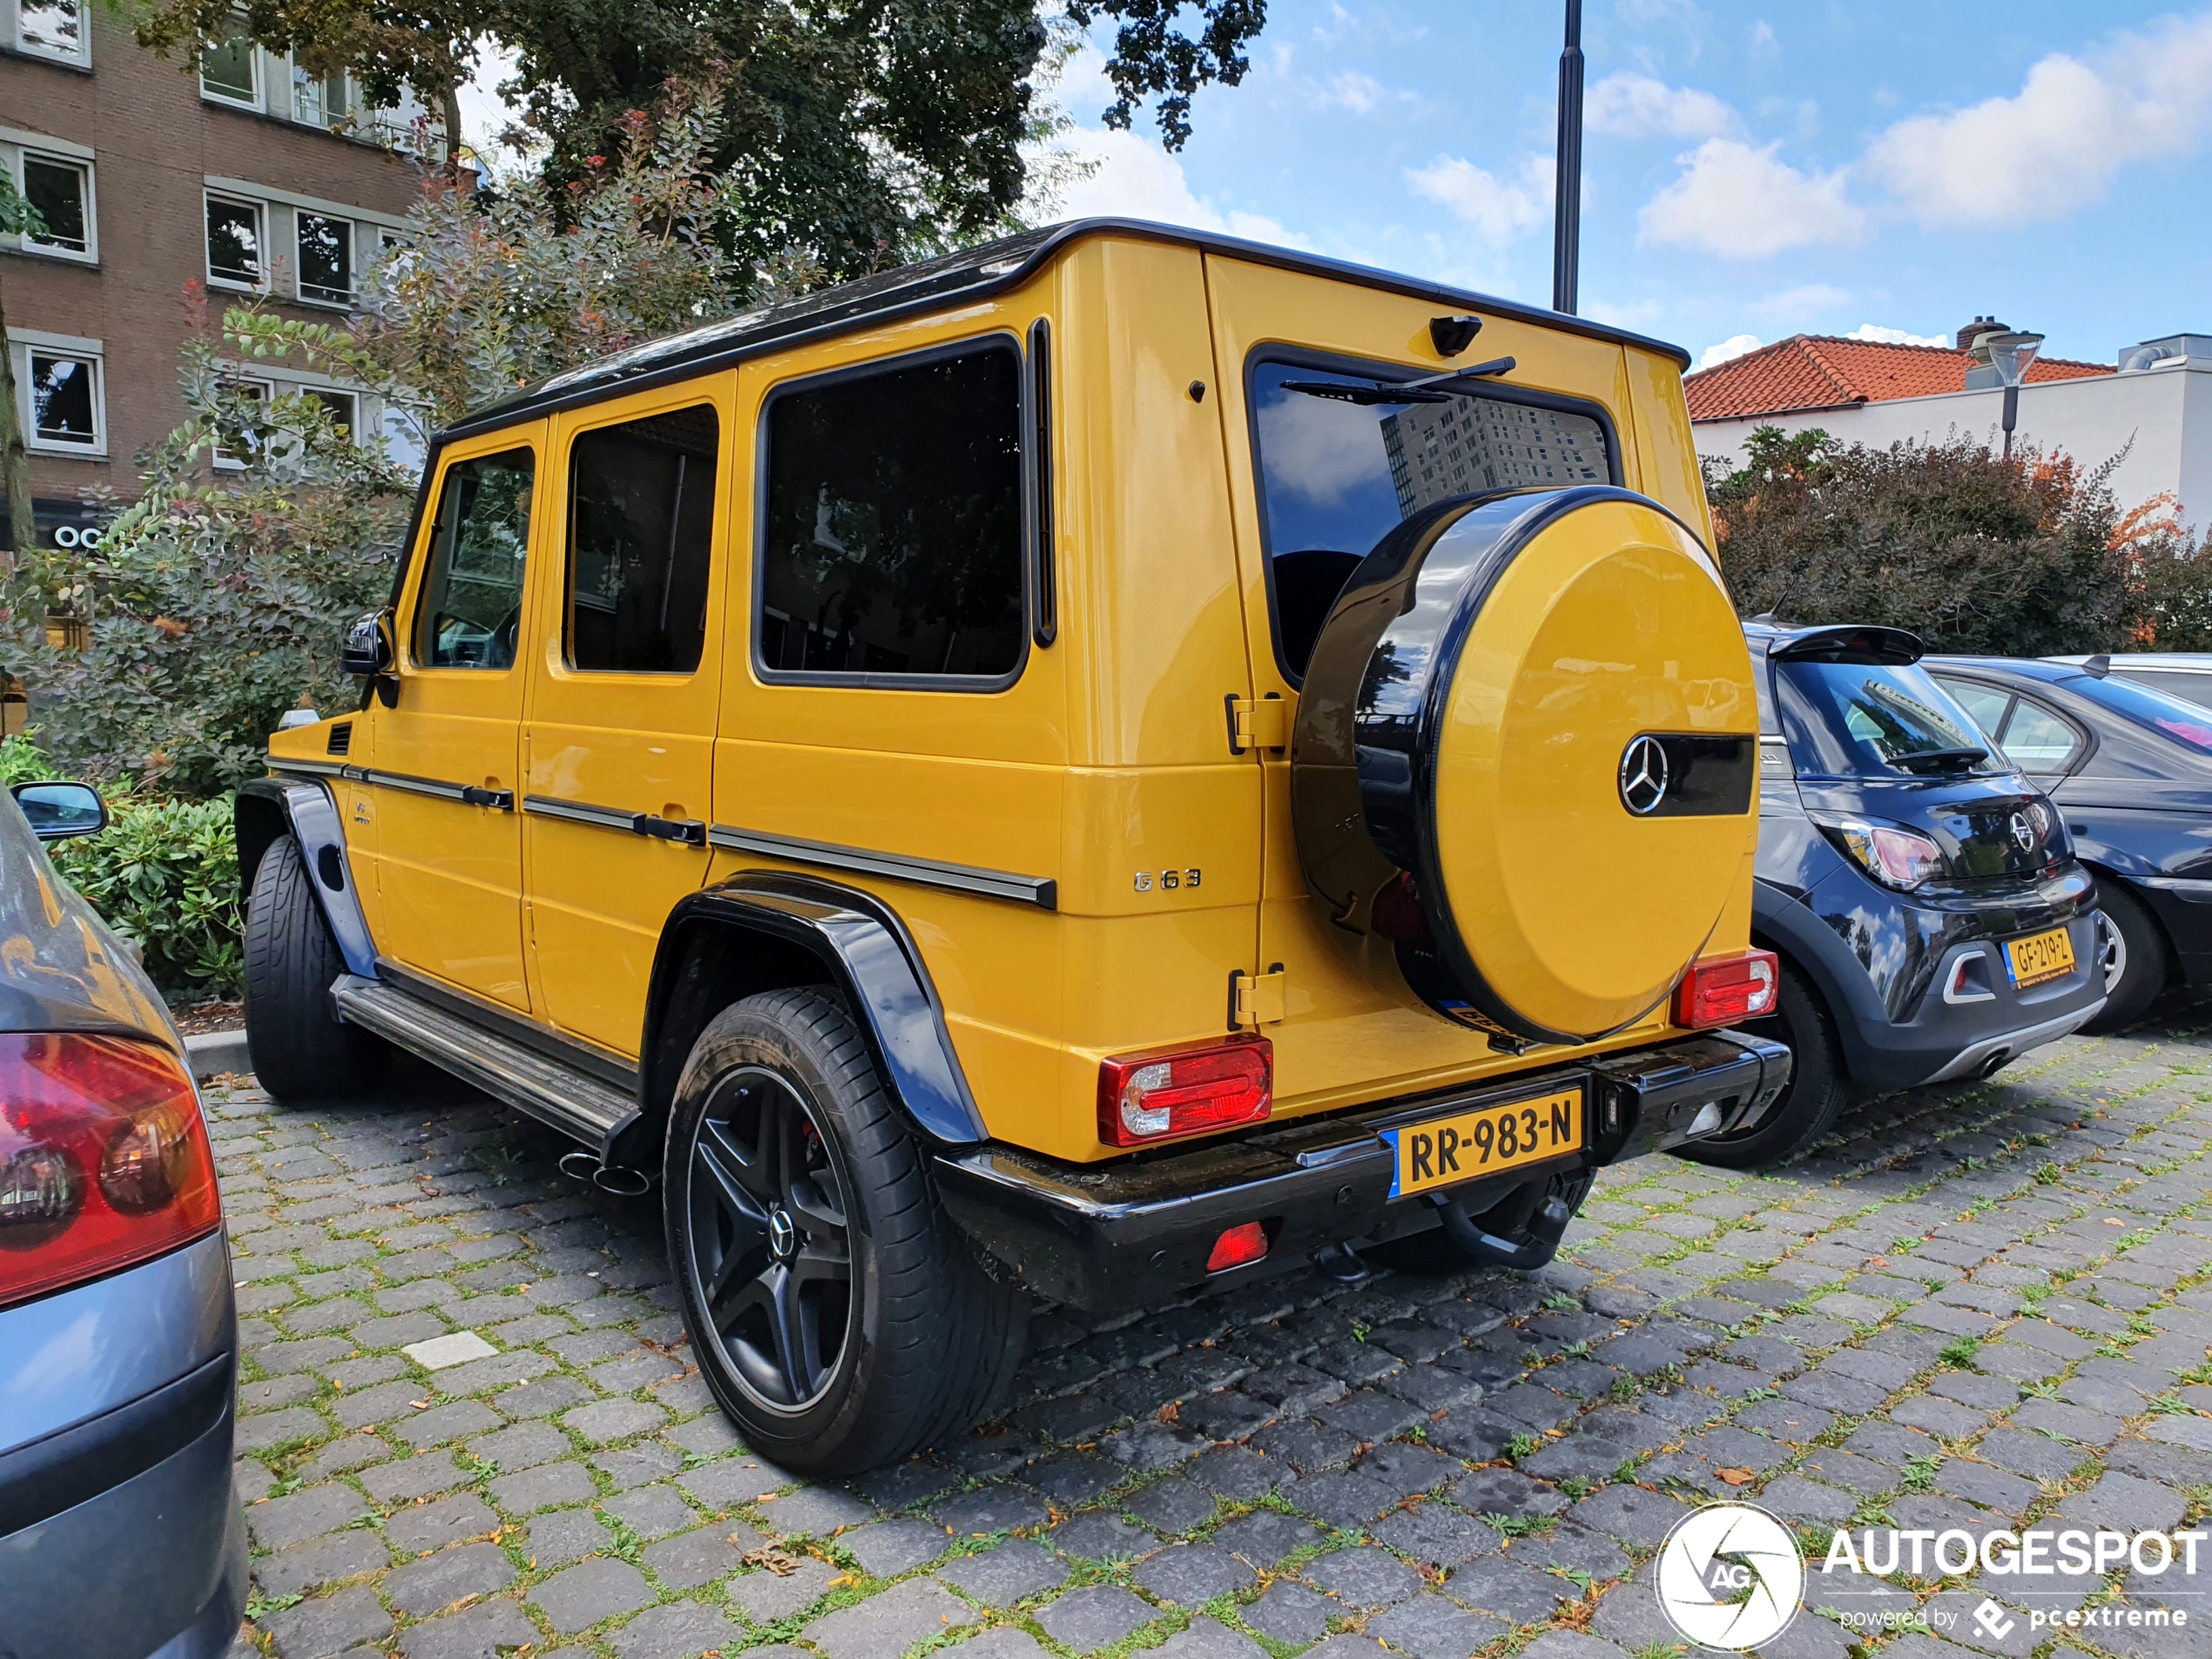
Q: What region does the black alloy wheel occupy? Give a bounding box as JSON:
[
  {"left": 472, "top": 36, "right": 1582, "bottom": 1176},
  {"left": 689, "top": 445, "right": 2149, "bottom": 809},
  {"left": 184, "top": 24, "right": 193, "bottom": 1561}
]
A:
[
  {"left": 2082, "top": 882, "right": 2171, "bottom": 1033},
  {"left": 664, "top": 988, "right": 1028, "bottom": 1476},
  {"left": 685, "top": 1066, "right": 854, "bottom": 1412},
  {"left": 1676, "top": 961, "right": 1852, "bottom": 1170}
]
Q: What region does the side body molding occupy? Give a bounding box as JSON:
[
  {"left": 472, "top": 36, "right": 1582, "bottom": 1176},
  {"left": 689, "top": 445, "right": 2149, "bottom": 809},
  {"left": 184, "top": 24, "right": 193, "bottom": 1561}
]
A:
[
  {"left": 235, "top": 778, "right": 379, "bottom": 979},
  {"left": 641, "top": 873, "right": 989, "bottom": 1151}
]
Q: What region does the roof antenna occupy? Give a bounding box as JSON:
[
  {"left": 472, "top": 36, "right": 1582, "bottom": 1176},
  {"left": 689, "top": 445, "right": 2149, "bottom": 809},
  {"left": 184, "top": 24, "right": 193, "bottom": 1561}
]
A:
[{"left": 2082, "top": 653, "right": 2111, "bottom": 678}]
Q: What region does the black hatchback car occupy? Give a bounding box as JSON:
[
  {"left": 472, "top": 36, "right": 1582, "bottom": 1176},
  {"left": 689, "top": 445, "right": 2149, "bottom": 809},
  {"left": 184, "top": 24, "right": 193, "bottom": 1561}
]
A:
[
  {"left": 1690, "top": 624, "right": 2107, "bottom": 1167},
  {"left": 1929, "top": 655, "right": 2212, "bottom": 1029}
]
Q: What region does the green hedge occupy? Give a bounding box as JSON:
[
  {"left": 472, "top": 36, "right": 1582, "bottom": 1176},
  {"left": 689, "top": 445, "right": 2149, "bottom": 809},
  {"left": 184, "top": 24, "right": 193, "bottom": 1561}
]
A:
[{"left": 0, "top": 738, "right": 242, "bottom": 997}]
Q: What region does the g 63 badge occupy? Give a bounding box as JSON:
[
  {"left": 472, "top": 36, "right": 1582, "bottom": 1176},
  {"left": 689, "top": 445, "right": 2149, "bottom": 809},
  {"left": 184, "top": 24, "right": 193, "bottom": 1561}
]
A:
[{"left": 1134, "top": 868, "right": 1203, "bottom": 893}]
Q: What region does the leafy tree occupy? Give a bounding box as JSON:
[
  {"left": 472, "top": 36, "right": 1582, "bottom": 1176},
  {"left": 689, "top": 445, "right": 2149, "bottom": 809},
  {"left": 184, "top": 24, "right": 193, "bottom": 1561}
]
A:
[
  {"left": 132, "top": 0, "right": 1267, "bottom": 278},
  {"left": 1706, "top": 426, "right": 2140, "bottom": 658}
]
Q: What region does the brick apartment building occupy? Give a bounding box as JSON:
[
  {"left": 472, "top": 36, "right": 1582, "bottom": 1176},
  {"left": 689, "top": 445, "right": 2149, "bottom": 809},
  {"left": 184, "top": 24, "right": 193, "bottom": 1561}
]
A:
[{"left": 2, "top": 0, "right": 431, "bottom": 551}]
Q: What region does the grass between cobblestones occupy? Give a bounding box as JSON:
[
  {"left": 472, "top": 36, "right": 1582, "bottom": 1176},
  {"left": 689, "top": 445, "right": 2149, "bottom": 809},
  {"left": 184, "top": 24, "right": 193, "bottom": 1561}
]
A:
[{"left": 205, "top": 1017, "right": 2212, "bottom": 1659}]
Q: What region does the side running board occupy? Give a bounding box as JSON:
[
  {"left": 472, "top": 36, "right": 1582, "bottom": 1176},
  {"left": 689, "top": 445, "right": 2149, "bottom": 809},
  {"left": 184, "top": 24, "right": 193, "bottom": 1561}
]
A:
[{"left": 330, "top": 975, "right": 637, "bottom": 1157}]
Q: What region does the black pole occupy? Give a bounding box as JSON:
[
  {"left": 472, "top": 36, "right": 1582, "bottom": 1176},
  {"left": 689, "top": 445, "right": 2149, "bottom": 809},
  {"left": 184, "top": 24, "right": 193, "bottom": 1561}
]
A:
[
  {"left": 1552, "top": 0, "right": 1584, "bottom": 315},
  {"left": 2002, "top": 383, "right": 2020, "bottom": 461}
]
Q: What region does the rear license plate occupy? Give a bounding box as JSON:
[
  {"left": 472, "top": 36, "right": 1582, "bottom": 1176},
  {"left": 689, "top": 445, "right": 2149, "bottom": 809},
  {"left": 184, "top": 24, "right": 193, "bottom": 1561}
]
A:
[
  {"left": 1383, "top": 1088, "right": 1583, "bottom": 1199},
  {"left": 2005, "top": 925, "right": 2076, "bottom": 988}
]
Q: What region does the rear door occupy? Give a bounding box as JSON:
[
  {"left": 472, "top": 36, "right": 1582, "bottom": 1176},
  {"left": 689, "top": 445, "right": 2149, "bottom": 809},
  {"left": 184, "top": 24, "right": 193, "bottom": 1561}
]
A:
[
  {"left": 519, "top": 382, "right": 731, "bottom": 1056},
  {"left": 1202, "top": 254, "right": 1637, "bottom": 1109},
  {"left": 370, "top": 426, "right": 543, "bottom": 1009}
]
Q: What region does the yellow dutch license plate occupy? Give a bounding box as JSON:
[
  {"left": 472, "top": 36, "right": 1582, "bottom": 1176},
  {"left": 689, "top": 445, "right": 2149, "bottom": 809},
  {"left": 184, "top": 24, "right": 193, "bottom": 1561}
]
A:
[
  {"left": 1385, "top": 1089, "right": 1583, "bottom": 1199},
  {"left": 2005, "top": 925, "right": 2076, "bottom": 988}
]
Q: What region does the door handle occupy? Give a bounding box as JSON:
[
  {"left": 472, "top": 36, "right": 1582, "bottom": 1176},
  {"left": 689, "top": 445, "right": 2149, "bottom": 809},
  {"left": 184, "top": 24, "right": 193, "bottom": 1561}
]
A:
[
  {"left": 460, "top": 785, "right": 516, "bottom": 809},
  {"left": 638, "top": 814, "right": 706, "bottom": 846}
]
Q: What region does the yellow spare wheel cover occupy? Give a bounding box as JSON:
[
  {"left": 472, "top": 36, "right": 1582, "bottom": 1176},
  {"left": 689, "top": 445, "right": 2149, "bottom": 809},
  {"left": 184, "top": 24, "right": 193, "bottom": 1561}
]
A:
[{"left": 1289, "top": 487, "right": 1757, "bottom": 1044}]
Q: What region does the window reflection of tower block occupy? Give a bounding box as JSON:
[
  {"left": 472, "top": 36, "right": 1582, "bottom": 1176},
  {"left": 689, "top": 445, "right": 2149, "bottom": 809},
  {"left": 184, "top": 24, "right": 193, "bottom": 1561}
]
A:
[{"left": 1381, "top": 398, "right": 1608, "bottom": 516}]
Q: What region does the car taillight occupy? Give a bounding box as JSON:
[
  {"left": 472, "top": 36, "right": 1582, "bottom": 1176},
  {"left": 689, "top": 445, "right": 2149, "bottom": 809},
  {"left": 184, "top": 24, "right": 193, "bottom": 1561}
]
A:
[
  {"left": 0, "top": 1035, "right": 221, "bottom": 1312},
  {"left": 1818, "top": 815, "right": 1945, "bottom": 889},
  {"left": 1096, "top": 1035, "right": 1271, "bottom": 1148},
  {"left": 1206, "top": 1221, "right": 1271, "bottom": 1273},
  {"left": 1674, "top": 949, "right": 1781, "bottom": 1028}
]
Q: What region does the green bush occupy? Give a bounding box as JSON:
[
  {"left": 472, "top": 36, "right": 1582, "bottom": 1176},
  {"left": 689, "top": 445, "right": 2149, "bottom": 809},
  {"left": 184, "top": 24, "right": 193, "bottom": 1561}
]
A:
[{"left": 0, "top": 737, "right": 242, "bottom": 997}]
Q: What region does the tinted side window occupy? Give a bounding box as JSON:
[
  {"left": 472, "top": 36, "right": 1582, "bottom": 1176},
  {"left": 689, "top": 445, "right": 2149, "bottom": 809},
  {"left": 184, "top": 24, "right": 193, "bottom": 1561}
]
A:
[
  {"left": 567, "top": 407, "right": 719, "bottom": 673},
  {"left": 415, "top": 449, "right": 534, "bottom": 670},
  {"left": 759, "top": 343, "right": 1023, "bottom": 683}
]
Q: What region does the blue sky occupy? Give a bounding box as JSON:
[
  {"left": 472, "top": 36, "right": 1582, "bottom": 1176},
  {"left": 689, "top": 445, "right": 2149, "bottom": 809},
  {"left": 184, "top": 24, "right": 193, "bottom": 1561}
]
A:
[{"left": 1040, "top": 2, "right": 2212, "bottom": 370}]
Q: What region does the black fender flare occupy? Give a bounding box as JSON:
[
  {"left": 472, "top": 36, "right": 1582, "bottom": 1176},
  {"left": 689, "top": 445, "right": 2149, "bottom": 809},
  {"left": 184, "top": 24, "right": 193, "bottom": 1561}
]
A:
[
  {"left": 234, "top": 778, "right": 379, "bottom": 979},
  {"left": 1750, "top": 877, "right": 1885, "bottom": 1080},
  {"left": 624, "top": 871, "right": 988, "bottom": 1170}
]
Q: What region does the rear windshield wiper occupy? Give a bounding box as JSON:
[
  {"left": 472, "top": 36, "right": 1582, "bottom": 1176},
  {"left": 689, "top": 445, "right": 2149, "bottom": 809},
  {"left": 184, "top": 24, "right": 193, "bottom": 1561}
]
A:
[
  {"left": 1281, "top": 356, "right": 1518, "bottom": 407},
  {"left": 1889, "top": 746, "right": 1988, "bottom": 773}
]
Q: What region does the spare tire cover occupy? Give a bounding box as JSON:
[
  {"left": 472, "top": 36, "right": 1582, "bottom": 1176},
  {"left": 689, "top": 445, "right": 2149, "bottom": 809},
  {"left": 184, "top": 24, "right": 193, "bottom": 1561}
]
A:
[{"left": 1291, "top": 486, "right": 1757, "bottom": 1044}]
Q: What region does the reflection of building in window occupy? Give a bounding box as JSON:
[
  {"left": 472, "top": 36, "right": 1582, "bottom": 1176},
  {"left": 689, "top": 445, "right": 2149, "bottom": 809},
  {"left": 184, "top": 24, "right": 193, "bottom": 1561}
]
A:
[
  {"left": 296, "top": 210, "right": 353, "bottom": 304},
  {"left": 1380, "top": 398, "right": 1607, "bottom": 516},
  {"left": 199, "top": 27, "right": 258, "bottom": 103}
]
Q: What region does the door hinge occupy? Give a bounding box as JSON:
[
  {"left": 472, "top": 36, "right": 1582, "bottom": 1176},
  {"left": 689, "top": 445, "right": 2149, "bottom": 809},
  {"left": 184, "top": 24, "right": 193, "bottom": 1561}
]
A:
[
  {"left": 1231, "top": 964, "right": 1287, "bottom": 1029},
  {"left": 1225, "top": 692, "right": 1290, "bottom": 755}
]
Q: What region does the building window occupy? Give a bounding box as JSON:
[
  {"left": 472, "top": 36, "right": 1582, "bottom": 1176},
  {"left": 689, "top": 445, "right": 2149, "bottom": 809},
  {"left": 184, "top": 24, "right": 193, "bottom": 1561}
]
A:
[
  {"left": 200, "top": 26, "right": 259, "bottom": 105},
  {"left": 17, "top": 346, "right": 104, "bottom": 454},
  {"left": 206, "top": 193, "right": 265, "bottom": 288},
  {"left": 212, "top": 376, "right": 272, "bottom": 468},
  {"left": 288, "top": 61, "right": 351, "bottom": 128},
  {"left": 17, "top": 0, "right": 88, "bottom": 63},
  {"left": 17, "top": 152, "right": 92, "bottom": 260},
  {"left": 304, "top": 387, "right": 356, "bottom": 437},
  {"left": 295, "top": 211, "right": 353, "bottom": 305}
]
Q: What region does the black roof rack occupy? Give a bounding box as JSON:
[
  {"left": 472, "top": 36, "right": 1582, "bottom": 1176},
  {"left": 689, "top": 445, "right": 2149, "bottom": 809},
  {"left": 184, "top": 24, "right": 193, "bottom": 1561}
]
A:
[{"left": 436, "top": 217, "right": 1693, "bottom": 443}]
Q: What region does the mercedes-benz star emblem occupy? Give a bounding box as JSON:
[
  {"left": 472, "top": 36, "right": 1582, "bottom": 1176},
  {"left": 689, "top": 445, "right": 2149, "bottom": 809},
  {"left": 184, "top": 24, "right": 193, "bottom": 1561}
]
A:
[
  {"left": 767, "top": 1207, "right": 797, "bottom": 1260},
  {"left": 1619, "top": 735, "right": 1670, "bottom": 816},
  {"left": 2010, "top": 812, "right": 2035, "bottom": 853}
]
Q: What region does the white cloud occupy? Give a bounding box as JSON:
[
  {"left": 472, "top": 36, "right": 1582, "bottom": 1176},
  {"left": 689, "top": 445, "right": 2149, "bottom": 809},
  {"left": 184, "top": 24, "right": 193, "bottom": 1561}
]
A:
[
  {"left": 1637, "top": 138, "right": 1865, "bottom": 260},
  {"left": 1048, "top": 126, "right": 1297, "bottom": 245},
  {"left": 1866, "top": 10, "right": 2212, "bottom": 226},
  {"left": 1749, "top": 282, "right": 1851, "bottom": 320},
  {"left": 1587, "top": 72, "right": 1740, "bottom": 140},
  {"left": 1324, "top": 71, "right": 1392, "bottom": 113},
  {"left": 1748, "top": 19, "right": 1777, "bottom": 56},
  {"left": 1405, "top": 152, "right": 1554, "bottom": 241},
  {"left": 1844, "top": 323, "right": 1950, "bottom": 347},
  {"left": 1254, "top": 391, "right": 1391, "bottom": 508},
  {"left": 1699, "top": 334, "right": 1764, "bottom": 368}
]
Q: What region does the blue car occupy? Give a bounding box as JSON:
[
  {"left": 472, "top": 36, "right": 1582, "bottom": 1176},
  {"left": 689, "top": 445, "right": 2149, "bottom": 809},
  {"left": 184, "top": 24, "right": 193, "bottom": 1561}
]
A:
[
  {"left": 1690, "top": 624, "right": 2107, "bottom": 1168},
  {"left": 0, "top": 780, "right": 245, "bottom": 1656},
  {"left": 1930, "top": 655, "right": 2212, "bottom": 1030}
]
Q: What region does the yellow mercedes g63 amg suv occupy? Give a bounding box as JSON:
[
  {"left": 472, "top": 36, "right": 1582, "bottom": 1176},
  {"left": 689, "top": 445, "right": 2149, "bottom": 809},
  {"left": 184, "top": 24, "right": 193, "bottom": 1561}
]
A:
[{"left": 239, "top": 219, "right": 1788, "bottom": 1475}]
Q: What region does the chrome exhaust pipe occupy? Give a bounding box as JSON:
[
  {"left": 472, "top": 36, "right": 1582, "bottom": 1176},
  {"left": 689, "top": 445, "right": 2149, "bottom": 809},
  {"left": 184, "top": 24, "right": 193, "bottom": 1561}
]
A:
[{"left": 558, "top": 1149, "right": 654, "bottom": 1196}]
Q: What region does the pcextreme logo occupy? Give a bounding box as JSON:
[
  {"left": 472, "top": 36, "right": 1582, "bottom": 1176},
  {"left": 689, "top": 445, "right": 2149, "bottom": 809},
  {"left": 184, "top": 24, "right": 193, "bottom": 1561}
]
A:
[{"left": 1656, "top": 1502, "right": 1805, "bottom": 1650}]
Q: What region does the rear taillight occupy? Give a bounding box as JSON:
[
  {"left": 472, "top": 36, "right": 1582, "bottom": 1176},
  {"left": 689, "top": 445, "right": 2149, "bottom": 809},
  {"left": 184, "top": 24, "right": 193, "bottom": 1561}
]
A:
[
  {"left": 0, "top": 1035, "right": 220, "bottom": 1311},
  {"left": 1096, "top": 1035, "right": 1272, "bottom": 1148},
  {"left": 1206, "top": 1221, "right": 1271, "bottom": 1273},
  {"left": 1674, "top": 949, "right": 1781, "bottom": 1028}
]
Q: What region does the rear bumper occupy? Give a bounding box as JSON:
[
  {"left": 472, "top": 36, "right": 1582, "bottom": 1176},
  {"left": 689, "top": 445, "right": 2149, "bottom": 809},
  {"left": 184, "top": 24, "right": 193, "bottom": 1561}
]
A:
[
  {"left": 936, "top": 1029, "right": 1789, "bottom": 1312},
  {"left": 0, "top": 1232, "right": 243, "bottom": 1659}
]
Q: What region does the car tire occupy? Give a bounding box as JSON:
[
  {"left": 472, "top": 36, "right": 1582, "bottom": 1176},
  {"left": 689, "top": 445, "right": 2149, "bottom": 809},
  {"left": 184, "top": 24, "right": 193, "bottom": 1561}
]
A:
[
  {"left": 241, "top": 835, "right": 388, "bottom": 1103},
  {"left": 2082, "top": 883, "right": 2170, "bottom": 1033},
  {"left": 664, "top": 988, "right": 1027, "bottom": 1477},
  {"left": 1676, "top": 962, "right": 1851, "bottom": 1170}
]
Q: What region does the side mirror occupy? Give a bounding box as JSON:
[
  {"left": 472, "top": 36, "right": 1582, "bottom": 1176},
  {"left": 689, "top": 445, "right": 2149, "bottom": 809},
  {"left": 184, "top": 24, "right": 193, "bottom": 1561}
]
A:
[
  {"left": 14, "top": 780, "right": 108, "bottom": 840},
  {"left": 342, "top": 608, "right": 397, "bottom": 677}
]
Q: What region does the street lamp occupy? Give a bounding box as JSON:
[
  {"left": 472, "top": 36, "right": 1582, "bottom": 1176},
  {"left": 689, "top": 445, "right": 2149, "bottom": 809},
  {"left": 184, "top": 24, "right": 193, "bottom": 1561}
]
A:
[
  {"left": 1553, "top": 0, "right": 1584, "bottom": 315},
  {"left": 1981, "top": 330, "right": 2043, "bottom": 461}
]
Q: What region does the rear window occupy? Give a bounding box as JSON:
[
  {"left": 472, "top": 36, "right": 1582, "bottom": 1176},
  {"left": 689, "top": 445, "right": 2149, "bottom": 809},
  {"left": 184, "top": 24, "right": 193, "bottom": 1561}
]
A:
[
  {"left": 1776, "top": 659, "right": 2001, "bottom": 777},
  {"left": 757, "top": 341, "right": 1025, "bottom": 685},
  {"left": 2067, "top": 674, "right": 2212, "bottom": 753},
  {"left": 2111, "top": 668, "right": 2212, "bottom": 711},
  {"left": 1247, "top": 359, "right": 1610, "bottom": 679}
]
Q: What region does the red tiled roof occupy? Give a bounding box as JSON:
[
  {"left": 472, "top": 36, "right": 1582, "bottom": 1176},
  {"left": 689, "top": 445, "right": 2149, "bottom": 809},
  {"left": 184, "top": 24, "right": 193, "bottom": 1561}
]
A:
[{"left": 1684, "top": 335, "right": 2112, "bottom": 422}]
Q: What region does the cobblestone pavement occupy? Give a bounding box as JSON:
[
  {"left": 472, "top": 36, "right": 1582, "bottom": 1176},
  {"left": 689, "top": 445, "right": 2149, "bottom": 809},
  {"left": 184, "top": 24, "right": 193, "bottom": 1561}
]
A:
[{"left": 211, "top": 1018, "right": 2212, "bottom": 1659}]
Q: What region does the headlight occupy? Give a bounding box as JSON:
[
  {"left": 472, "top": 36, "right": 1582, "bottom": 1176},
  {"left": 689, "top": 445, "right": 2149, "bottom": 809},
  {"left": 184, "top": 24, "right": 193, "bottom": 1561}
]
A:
[{"left": 1818, "top": 814, "right": 1946, "bottom": 890}]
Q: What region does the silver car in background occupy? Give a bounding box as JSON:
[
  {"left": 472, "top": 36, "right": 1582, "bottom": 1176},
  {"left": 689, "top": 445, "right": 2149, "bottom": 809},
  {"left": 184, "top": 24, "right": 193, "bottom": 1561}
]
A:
[{"left": 0, "top": 780, "right": 245, "bottom": 1656}]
